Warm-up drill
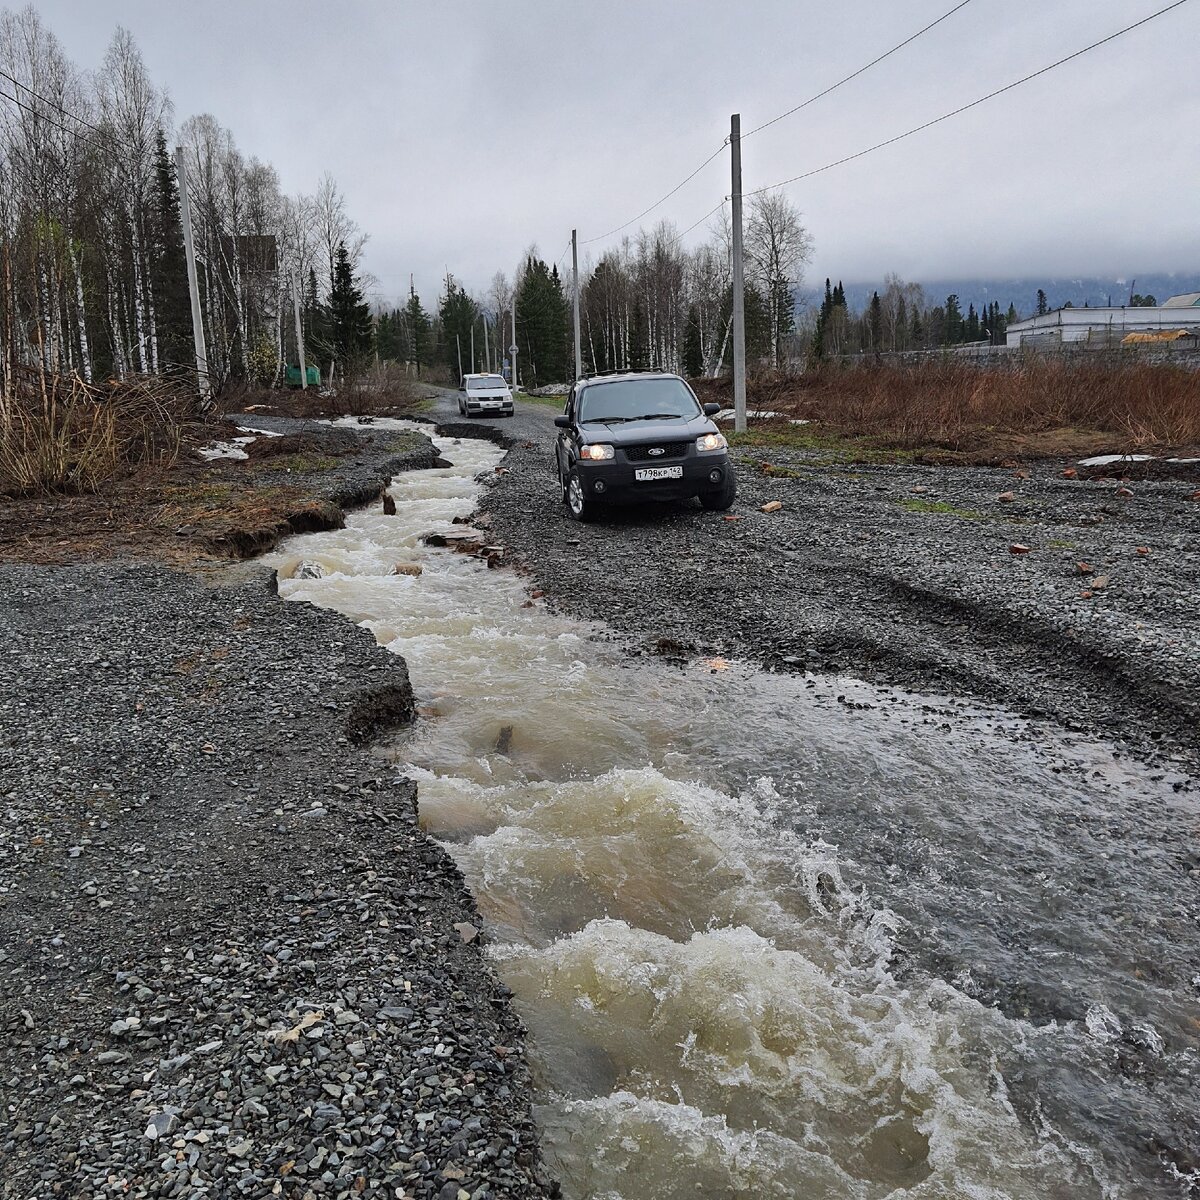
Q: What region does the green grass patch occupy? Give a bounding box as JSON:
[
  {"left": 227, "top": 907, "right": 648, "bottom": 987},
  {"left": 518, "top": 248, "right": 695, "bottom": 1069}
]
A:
[
  {"left": 259, "top": 454, "right": 340, "bottom": 473},
  {"left": 898, "top": 497, "right": 986, "bottom": 519},
  {"left": 728, "top": 423, "right": 919, "bottom": 465},
  {"left": 517, "top": 391, "right": 566, "bottom": 409}
]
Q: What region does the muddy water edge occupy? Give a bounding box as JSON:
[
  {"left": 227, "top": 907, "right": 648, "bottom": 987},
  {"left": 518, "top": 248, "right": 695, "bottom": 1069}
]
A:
[{"left": 267, "top": 419, "right": 1199, "bottom": 1200}]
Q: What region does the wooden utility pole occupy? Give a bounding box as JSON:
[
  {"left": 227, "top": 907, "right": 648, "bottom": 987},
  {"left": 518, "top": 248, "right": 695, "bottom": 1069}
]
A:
[
  {"left": 730, "top": 114, "right": 747, "bottom": 433},
  {"left": 174, "top": 146, "right": 210, "bottom": 402},
  {"left": 470, "top": 322, "right": 475, "bottom": 375},
  {"left": 571, "top": 228, "right": 583, "bottom": 380},
  {"left": 290, "top": 273, "right": 307, "bottom": 390}
]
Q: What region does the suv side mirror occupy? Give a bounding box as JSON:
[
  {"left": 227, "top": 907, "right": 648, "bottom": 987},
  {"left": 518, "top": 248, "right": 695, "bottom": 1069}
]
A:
[
  {"left": 703, "top": 402, "right": 721, "bottom": 416},
  {"left": 553, "top": 414, "right": 571, "bottom": 429}
]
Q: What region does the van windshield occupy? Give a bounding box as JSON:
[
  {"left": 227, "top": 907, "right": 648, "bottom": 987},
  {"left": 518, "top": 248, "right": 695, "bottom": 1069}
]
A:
[{"left": 468, "top": 376, "right": 507, "bottom": 391}]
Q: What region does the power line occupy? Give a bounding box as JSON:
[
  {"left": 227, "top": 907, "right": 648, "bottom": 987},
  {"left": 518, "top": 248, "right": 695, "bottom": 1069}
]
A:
[
  {"left": 576, "top": 0, "right": 973, "bottom": 252},
  {"left": 580, "top": 139, "right": 728, "bottom": 246},
  {"left": 743, "top": 0, "right": 976, "bottom": 139},
  {"left": 668, "top": 199, "right": 727, "bottom": 249},
  {"left": 0, "top": 86, "right": 105, "bottom": 156},
  {"left": 0, "top": 67, "right": 106, "bottom": 138},
  {"left": 746, "top": 0, "right": 1192, "bottom": 199}
]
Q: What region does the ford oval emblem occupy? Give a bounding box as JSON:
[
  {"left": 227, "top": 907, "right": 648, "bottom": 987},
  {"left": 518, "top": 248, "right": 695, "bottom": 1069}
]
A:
[{"left": 648, "top": 447, "right": 665, "bottom": 456}]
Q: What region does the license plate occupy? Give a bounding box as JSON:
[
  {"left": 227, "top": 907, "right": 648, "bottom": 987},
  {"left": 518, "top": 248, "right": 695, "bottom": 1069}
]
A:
[{"left": 635, "top": 466, "right": 683, "bottom": 481}]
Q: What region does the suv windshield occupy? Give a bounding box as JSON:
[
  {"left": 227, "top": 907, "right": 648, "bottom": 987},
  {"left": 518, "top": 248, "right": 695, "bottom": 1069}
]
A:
[
  {"left": 468, "top": 376, "right": 507, "bottom": 391},
  {"left": 578, "top": 377, "right": 700, "bottom": 423}
]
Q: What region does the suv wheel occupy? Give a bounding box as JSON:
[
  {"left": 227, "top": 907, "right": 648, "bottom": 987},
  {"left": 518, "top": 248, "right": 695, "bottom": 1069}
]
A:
[
  {"left": 565, "top": 468, "right": 598, "bottom": 522},
  {"left": 699, "top": 470, "right": 737, "bottom": 511}
]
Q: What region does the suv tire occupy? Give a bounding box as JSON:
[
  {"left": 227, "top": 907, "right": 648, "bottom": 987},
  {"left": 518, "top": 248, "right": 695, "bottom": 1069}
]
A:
[
  {"left": 565, "top": 467, "right": 599, "bottom": 522},
  {"left": 699, "top": 470, "right": 737, "bottom": 512}
]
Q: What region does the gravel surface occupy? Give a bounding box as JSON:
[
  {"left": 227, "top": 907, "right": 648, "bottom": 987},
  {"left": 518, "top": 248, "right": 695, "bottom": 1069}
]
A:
[
  {"left": 0, "top": 562, "right": 554, "bottom": 1199},
  {"left": 442, "top": 393, "right": 1200, "bottom": 780}
]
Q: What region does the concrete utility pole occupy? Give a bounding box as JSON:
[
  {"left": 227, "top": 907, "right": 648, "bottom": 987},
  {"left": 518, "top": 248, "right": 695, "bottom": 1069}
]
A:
[
  {"left": 290, "top": 273, "right": 307, "bottom": 390},
  {"left": 730, "top": 114, "right": 747, "bottom": 433},
  {"left": 509, "top": 294, "right": 518, "bottom": 391},
  {"left": 456, "top": 333, "right": 463, "bottom": 383},
  {"left": 482, "top": 315, "right": 491, "bottom": 373},
  {"left": 470, "top": 323, "right": 475, "bottom": 376},
  {"left": 174, "top": 146, "right": 210, "bottom": 402},
  {"left": 571, "top": 228, "right": 583, "bottom": 380}
]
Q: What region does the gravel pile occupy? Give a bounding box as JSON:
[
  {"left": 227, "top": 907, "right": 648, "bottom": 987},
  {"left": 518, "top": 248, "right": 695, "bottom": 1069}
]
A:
[
  {"left": 0, "top": 562, "right": 553, "bottom": 1199},
  {"left": 462, "top": 397, "right": 1199, "bottom": 779}
]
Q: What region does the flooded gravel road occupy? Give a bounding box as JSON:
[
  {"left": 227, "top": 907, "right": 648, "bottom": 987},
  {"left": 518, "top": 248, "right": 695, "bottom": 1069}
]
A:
[{"left": 270, "top": 420, "right": 1199, "bottom": 1198}]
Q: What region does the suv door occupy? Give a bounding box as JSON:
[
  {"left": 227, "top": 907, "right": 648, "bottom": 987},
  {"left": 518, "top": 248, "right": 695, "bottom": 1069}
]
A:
[{"left": 557, "top": 386, "right": 578, "bottom": 478}]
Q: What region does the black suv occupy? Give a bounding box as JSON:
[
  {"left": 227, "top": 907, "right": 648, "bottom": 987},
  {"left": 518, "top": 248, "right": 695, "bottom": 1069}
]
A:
[{"left": 553, "top": 372, "right": 736, "bottom": 521}]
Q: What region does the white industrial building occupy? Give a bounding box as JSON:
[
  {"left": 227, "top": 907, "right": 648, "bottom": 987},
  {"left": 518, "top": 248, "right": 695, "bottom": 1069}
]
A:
[{"left": 1006, "top": 292, "right": 1200, "bottom": 347}]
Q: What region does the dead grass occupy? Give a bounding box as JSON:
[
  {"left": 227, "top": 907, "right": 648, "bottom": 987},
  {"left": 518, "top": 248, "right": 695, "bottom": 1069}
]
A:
[
  {"left": 0, "top": 368, "right": 189, "bottom": 496},
  {"left": 697, "top": 361, "right": 1200, "bottom": 462}
]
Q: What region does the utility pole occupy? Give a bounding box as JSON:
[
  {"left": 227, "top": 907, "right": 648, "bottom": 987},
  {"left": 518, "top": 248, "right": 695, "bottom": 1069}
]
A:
[
  {"left": 571, "top": 228, "right": 583, "bottom": 380},
  {"left": 456, "top": 333, "right": 463, "bottom": 383},
  {"left": 174, "top": 146, "right": 210, "bottom": 403},
  {"left": 470, "top": 322, "right": 475, "bottom": 376},
  {"left": 730, "top": 114, "right": 747, "bottom": 433},
  {"left": 509, "top": 294, "right": 518, "bottom": 392},
  {"left": 482, "top": 315, "right": 490, "bottom": 373},
  {"left": 290, "top": 274, "right": 307, "bottom": 389}
]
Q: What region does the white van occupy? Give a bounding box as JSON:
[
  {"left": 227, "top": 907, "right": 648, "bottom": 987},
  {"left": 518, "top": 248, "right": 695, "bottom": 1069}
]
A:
[{"left": 458, "top": 373, "right": 514, "bottom": 418}]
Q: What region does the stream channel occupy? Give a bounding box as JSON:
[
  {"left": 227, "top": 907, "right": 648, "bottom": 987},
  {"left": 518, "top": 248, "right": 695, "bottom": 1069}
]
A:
[{"left": 267, "top": 419, "right": 1198, "bottom": 1199}]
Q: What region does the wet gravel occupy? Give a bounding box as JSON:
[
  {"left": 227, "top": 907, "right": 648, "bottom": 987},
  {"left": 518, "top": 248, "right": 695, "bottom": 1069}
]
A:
[
  {"left": 0, "top": 562, "right": 553, "bottom": 1200},
  {"left": 448, "top": 395, "right": 1200, "bottom": 780}
]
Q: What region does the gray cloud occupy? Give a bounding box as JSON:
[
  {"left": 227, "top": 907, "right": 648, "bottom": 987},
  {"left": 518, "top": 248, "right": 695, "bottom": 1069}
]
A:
[{"left": 37, "top": 0, "right": 1199, "bottom": 302}]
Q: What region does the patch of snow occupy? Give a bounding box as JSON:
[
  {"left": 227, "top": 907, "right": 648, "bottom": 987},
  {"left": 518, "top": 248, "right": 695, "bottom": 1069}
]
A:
[
  {"left": 197, "top": 435, "right": 257, "bottom": 461},
  {"left": 1076, "top": 454, "right": 1154, "bottom": 467},
  {"left": 713, "top": 408, "right": 783, "bottom": 423}
]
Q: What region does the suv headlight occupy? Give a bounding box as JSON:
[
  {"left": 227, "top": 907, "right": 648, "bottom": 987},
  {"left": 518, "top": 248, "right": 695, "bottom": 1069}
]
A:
[
  {"left": 696, "top": 432, "right": 728, "bottom": 452},
  {"left": 580, "top": 444, "right": 615, "bottom": 461}
]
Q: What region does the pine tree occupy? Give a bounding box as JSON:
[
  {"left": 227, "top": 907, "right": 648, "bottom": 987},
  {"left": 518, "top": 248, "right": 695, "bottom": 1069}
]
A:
[
  {"left": 328, "top": 242, "right": 373, "bottom": 372},
  {"left": 149, "top": 128, "right": 191, "bottom": 374},
  {"left": 437, "top": 277, "right": 480, "bottom": 380},
  {"left": 868, "top": 291, "right": 883, "bottom": 352},
  {"left": 965, "top": 303, "right": 979, "bottom": 342},
  {"left": 944, "top": 294, "right": 963, "bottom": 345},
  {"left": 1036, "top": 289, "right": 1048, "bottom": 316},
  {"left": 682, "top": 304, "right": 704, "bottom": 377},
  {"left": 403, "top": 288, "right": 431, "bottom": 376},
  {"left": 628, "top": 299, "right": 649, "bottom": 370}
]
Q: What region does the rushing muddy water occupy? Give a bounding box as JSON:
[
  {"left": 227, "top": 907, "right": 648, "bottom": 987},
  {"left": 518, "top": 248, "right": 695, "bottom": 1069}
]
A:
[{"left": 269, "top": 420, "right": 1199, "bottom": 1199}]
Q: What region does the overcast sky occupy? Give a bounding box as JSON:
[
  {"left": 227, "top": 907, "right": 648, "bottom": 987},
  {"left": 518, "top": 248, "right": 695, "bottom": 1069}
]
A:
[{"left": 34, "top": 0, "right": 1200, "bottom": 306}]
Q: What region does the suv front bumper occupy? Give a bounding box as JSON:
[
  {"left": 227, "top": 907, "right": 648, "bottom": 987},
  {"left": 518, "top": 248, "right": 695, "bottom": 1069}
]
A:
[{"left": 576, "top": 454, "right": 731, "bottom": 502}]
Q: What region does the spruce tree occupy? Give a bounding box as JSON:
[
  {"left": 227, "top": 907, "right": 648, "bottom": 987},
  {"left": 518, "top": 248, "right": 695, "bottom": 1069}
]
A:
[
  {"left": 329, "top": 242, "right": 373, "bottom": 372},
  {"left": 628, "top": 300, "right": 649, "bottom": 371},
  {"left": 403, "top": 288, "right": 431, "bottom": 376},
  {"left": 149, "top": 128, "right": 191, "bottom": 373},
  {"left": 1036, "top": 289, "right": 1048, "bottom": 316},
  {"left": 868, "top": 291, "right": 883, "bottom": 351}
]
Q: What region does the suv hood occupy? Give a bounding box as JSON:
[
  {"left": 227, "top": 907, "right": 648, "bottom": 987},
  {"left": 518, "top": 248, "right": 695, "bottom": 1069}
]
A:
[{"left": 579, "top": 414, "right": 715, "bottom": 444}]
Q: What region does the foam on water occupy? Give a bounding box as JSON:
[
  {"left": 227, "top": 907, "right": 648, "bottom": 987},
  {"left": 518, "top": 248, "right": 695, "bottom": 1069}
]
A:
[{"left": 267, "top": 421, "right": 1179, "bottom": 1198}]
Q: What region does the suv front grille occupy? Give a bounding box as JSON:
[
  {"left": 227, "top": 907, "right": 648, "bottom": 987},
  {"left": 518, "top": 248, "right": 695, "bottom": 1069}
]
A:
[{"left": 624, "top": 441, "right": 689, "bottom": 462}]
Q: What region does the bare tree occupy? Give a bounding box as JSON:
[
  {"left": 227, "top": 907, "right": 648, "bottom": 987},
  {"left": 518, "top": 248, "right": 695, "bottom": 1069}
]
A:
[{"left": 745, "top": 190, "right": 813, "bottom": 368}]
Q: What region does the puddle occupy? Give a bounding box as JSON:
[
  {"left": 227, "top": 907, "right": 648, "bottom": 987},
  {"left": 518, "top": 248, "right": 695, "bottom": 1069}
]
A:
[{"left": 269, "top": 418, "right": 1200, "bottom": 1199}]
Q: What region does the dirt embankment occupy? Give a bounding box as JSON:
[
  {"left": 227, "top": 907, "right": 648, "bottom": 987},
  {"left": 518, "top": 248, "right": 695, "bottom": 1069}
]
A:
[{"left": 0, "top": 416, "right": 440, "bottom": 565}]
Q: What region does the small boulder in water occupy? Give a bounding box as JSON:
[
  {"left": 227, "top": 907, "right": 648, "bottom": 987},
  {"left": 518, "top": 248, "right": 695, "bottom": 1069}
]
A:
[
  {"left": 390, "top": 563, "right": 423, "bottom": 577},
  {"left": 293, "top": 560, "right": 325, "bottom": 580}
]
